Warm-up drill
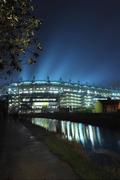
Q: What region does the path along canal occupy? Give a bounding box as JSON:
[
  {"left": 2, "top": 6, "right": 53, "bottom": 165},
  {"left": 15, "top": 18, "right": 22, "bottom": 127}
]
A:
[{"left": 0, "top": 118, "right": 78, "bottom": 180}]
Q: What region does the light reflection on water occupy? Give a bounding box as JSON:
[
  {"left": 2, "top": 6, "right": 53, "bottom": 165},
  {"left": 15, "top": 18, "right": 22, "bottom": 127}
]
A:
[{"left": 32, "top": 118, "right": 120, "bottom": 153}]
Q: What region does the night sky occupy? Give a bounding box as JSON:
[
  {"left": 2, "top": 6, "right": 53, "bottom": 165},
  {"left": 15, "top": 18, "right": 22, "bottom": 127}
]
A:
[{"left": 14, "top": 0, "right": 120, "bottom": 87}]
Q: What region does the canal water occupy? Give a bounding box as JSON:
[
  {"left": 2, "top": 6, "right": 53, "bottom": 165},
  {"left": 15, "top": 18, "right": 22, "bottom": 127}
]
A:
[{"left": 32, "top": 118, "right": 120, "bottom": 158}]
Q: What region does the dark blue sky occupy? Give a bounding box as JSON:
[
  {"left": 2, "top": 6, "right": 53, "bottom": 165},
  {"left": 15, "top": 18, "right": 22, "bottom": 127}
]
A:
[{"left": 21, "top": 0, "right": 120, "bottom": 87}]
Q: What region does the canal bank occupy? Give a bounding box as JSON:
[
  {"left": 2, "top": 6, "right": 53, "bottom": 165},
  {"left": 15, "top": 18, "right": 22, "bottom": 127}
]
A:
[
  {"left": 1, "top": 116, "right": 120, "bottom": 179},
  {"left": 0, "top": 118, "right": 78, "bottom": 180},
  {"left": 21, "top": 118, "right": 120, "bottom": 180}
]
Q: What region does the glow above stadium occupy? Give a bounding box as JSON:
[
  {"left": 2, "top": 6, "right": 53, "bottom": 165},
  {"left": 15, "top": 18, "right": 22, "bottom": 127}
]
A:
[{"left": 1, "top": 0, "right": 120, "bottom": 88}]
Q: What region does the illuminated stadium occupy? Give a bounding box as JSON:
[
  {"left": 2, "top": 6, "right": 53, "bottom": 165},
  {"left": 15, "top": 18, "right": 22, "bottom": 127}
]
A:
[{"left": 7, "top": 80, "right": 120, "bottom": 113}]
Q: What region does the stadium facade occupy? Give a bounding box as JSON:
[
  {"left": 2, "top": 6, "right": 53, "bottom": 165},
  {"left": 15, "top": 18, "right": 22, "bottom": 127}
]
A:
[{"left": 7, "top": 80, "right": 120, "bottom": 113}]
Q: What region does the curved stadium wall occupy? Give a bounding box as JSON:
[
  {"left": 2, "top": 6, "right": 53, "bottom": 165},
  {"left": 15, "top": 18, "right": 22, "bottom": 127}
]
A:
[{"left": 8, "top": 80, "right": 120, "bottom": 113}]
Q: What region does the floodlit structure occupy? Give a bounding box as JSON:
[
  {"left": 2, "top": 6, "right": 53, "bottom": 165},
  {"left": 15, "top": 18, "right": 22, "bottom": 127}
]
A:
[{"left": 6, "top": 80, "right": 120, "bottom": 113}]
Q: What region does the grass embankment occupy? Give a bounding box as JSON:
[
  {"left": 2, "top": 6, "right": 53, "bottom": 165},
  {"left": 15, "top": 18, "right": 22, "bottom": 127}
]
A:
[{"left": 23, "top": 121, "right": 120, "bottom": 180}]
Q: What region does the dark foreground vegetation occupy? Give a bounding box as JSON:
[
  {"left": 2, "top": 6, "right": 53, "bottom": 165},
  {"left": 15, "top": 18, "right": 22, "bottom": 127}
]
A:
[
  {"left": 21, "top": 119, "right": 120, "bottom": 180},
  {"left": 18, "top": 112, "right": 120, "bottom": 130}
]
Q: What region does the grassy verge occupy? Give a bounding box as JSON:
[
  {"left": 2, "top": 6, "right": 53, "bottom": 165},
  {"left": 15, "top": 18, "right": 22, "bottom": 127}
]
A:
[
  {"left": 23, "top": 121, "right": 120, "bottom": 180},
  {"left": 45, "top": 133, "right": 119, "bottom": 180}
]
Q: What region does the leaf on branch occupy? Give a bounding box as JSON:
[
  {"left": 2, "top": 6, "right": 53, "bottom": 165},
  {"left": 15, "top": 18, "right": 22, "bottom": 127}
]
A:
[
  {"left": 37, "top": 42, "right": 42, "bottom": 50},
  {"left": 28, "top": 58, "right": 36, "bottom": 64}
]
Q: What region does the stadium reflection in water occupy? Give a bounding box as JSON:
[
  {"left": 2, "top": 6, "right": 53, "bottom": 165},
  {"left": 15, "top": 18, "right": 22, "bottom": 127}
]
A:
[{"left": 32, "top": 118, "right": 120, "bottom": 153}]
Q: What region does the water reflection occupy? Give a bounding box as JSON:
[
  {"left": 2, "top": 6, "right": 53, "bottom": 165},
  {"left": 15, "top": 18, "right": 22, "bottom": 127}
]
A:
[{"left": 32, "top": 118, "right": 120, "bottom": 153}]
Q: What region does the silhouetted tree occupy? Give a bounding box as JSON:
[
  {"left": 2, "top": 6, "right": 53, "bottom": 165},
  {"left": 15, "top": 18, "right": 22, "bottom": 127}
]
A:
[{"left": 0, "top": 0, "right": 42, "bottom": 75}]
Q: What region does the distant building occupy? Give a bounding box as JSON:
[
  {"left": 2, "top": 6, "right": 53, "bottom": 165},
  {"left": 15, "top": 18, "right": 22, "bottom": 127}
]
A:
[
  {"left": 95, "top": 100, "right": 120, "bottom": 113},
  {"left": 0, "top": 80, "right": 120, "bottom": 114}
]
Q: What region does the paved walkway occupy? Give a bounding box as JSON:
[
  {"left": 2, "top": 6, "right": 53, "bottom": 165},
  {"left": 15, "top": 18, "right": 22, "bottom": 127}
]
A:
[{"left": 0, "top": 119, "right": 78, "bottom": 180}]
